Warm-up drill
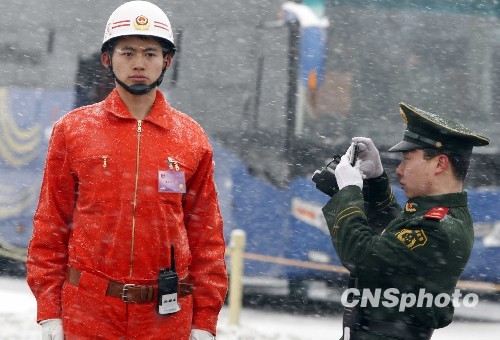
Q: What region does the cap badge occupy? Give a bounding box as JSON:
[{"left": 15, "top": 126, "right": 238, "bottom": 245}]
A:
[
  {"left": 134, "top": 15, "right": 150, "bottom": 30},
  {"left": 435, "top": 141, "right": 442, "bottom": 148}
]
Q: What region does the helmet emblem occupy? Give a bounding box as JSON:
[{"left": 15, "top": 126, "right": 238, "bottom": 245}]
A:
[{"left": 134, "top": 15, "right": 150, "bottom": 30}]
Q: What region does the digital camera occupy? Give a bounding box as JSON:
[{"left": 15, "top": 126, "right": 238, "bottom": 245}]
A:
[{"left": 312, "top": 142, "right": 359, "bottom": 197}]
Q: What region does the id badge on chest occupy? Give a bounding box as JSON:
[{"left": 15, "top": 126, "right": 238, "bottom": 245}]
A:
[
  {"left": 158, "top": 157, "right": 186, "bottom": 193},
  {"left": 158, "top": 171, "right": 186, "bottom": 193}
]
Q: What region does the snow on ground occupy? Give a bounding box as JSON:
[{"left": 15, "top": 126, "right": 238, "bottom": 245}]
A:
[{"left": 0, "top": 276, "right": 499, "bottom": 340}]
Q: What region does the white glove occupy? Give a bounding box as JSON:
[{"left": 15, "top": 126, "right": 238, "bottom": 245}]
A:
[
  {"left": 41, "top": 318, "right": 64, "bottom": 340},
  {"left": 190, "top": 329, "right": 215, "bottom": 340},
  {"left": 352, "top": 137, "right": 384, "bottom": 179},
  {"left": 334, "top": 154, "right": 363, "bottom": 190}
]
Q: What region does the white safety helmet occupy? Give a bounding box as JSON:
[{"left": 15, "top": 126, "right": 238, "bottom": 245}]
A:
[{"left": 102, "top": 1, "right": 175, "bottom": 55}]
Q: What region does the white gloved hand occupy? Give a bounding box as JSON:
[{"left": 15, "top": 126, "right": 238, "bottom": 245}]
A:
[
  {"left": 334, "top": 154, "right": 363, "bottom": 190},
  {"left": 352, "top": 137, "right": 384, "bottom": 179},
  {"left": 40, "top": 318, "right": 64, "bottom": 340},
  {"left": 190, "top": 329, "right": 215, "bottom": 340}
]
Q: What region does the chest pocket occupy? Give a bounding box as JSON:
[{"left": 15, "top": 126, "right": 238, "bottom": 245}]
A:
[{"left": 72, "top": 154, "right": 120, "bottom": 202}]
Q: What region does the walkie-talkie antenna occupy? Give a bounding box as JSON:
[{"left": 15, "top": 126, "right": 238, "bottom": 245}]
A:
[{"left": 171, "top": 244, "right": 176, "bottom": 272}]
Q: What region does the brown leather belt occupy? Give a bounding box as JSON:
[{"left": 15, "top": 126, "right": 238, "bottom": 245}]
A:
[{"left": 67, "top": 267, "right": 193, "bottom": 303}]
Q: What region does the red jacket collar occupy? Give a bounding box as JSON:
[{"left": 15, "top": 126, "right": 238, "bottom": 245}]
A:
[{"left": 103, "top": 88, "right": 174, "bottom": 130}]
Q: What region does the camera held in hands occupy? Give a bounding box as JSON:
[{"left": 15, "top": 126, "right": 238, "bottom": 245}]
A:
[{"left": 312, "top": 142, "right": 359, "bottom": 197}]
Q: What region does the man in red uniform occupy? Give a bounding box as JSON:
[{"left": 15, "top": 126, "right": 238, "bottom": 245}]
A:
[{"left": 26, "top": 1, "right": 227, "bottom": 339}]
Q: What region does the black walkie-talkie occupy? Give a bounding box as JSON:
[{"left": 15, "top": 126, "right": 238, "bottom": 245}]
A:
[{"left": 157, "top": 244, "right": 180, "bottom": 315}]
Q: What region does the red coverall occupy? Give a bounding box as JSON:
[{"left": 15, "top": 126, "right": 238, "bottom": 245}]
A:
[{"left": 27, "top": 89, "right": 228, "bottom": 339}]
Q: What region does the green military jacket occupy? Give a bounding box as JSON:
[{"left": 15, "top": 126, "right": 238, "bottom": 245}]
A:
[{"left": 322, "top": 172, "right": 474, "bottom": 338}]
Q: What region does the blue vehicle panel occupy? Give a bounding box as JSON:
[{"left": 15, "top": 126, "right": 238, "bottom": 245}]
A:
[
  {"left": 0, "top": 87, "right": 72, "bottom": 251},
  {"left": 217, "top": 146, "right": 290, "bottom": 278},
  {"left": 285, "top": 176, "right": 338, "bottom": 280}
]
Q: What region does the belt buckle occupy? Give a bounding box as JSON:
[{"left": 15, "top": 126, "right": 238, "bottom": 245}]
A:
[{"left": 122, "top": 284, "right": 136, "bottom": 303}]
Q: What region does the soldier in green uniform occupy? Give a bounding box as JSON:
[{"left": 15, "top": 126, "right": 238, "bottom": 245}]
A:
[{"left": 321, "top": 102, "right": 490, "bottom": 340}]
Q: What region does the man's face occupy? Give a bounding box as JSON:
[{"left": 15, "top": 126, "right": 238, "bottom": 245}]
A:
[
  {"left": 104, "top": 36, "right": 170, "bottom": 89},
  {"left": 396, "top": 149, "right": 436, "bottom": 199}
]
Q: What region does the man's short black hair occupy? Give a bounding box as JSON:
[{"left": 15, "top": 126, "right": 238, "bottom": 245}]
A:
[{"left": 423, "top": 148, "right": 471, "bottom": 182}]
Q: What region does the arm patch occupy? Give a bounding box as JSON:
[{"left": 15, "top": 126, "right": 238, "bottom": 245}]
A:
[{"left": 396, "top": 229, "right": 428, "bottom": 250}]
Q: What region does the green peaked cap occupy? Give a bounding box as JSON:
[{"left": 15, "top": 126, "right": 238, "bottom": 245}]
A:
[{"left": 388, "top": 102, "right": 490, "bottom": 155}]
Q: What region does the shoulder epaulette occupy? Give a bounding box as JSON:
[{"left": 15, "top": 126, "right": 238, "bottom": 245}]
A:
[{"left": 423, "top": 207, "right": 449, "bottom": 221}]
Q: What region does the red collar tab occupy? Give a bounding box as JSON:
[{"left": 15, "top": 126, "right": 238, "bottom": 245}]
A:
[{"left": 423, "top": 207, "right": 449, "bottom": 221}]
